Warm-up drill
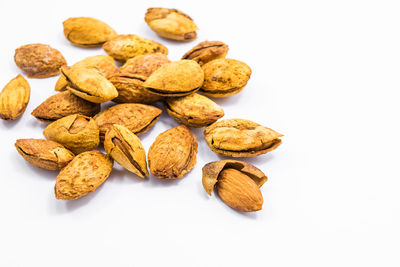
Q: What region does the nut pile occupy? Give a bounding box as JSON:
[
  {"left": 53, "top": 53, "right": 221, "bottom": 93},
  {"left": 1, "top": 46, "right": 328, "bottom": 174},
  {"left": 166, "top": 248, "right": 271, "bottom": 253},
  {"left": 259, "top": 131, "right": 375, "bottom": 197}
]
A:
[{"left": 1, "top": 8, "right": 283, "bottom": 212}]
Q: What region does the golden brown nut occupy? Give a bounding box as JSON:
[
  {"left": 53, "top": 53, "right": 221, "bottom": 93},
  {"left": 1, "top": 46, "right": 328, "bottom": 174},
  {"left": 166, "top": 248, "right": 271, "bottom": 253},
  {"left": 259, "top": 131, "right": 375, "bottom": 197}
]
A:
[
  {"left": 31, "top": 91, "right": 100, "bottom": 123},
  {"left": 145, "top": 8, "right": 198, "bottom": 41},
  {"left": 182, "top": 41, "right": 228, "bottom": 65},
  {"left": 202, "top": 160, "right": 268, "bottom": 195},
  {"left": 119, "top": 54, "right": 170, "bottom": 78},
  {"left": 148, "top": 125, "right": 197, "bottom": 179},
  {"left": 55, "top": 151, "right": 113, "bottom": 200},
  {"left": 104, "top": 124, "right": 149, "bottom": 178},
  {"left": 165, "top": 93, "right": 224, "bottom": 127},
  {"left": 0, "top": 75, "right": 30, "bottom": 120},
  {"left": 204, "top": 119, "right": 283, "bottom": 157},
  {"left": 43, "top": 114, "right": 100, "bottom": 154},
  {"left": 63, "top": 17, "right": 117, "bottom": 47},
  {"left": 202, "top": 160, "right": 267, "bottom": 212},
  {"left": 109, "top": 74, "right": 162, "bottom": 104},
  {"left": 15, "top": 139, "right": 74, "bottom": 170},
  {"left": 55, "top": 55, "right": 118, "bottom": 91},
  {"left": 200, "top": 58, "right": 251, "bottom": 97},
  {"left": 143, "top": 60, "right": 204, "bottom": 97},
  {"left": 61, "top": 66, "right": 118, "bottom": 103},
  {"left": 93, "top": 103, "right": 162, "bottom": 141},
  {"left": 103, "top": 34, "right": 168, "bottom": 62},
  {"left": 14, "top": 44, "right": 66, "bottom": 78}
]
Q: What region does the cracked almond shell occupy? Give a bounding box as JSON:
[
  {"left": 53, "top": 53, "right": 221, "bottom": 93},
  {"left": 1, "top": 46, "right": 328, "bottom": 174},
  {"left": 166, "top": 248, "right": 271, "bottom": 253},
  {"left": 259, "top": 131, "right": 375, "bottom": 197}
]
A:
[
  {"left": 63, "top": 17, "right": 117, "bottom": 47},
  {"left": 148, "top": 125, "right": 197, "bottom": 179},
  {"left": 14, "top": 44, "right": 66, "bottom": 78},
  {"left": 0, "top": 75, "right": 30, "bottom": 120},
  {"left": 119, "top": 54, "right": 170, "bottom": 78},
  {"left": 93, "top": 103, "right": 161, "bottom": 141},
  {"left": 204, "top": 119, "right": 283, "bottom": 157},
  {"left": 61, "top": 66, "right": 118, "bottom": 103},
  {"left": 143, "top": 60, "right": 204, "bottom": 97},
  {"left": 104, "top": 124, "right": 149, "bottom": 178},
  {"left": 15, "top": 139, "right": 74, "bottom": 170},
  {"left": 43, "top": 114, "right": 100, "bottom": 154},
  {"left": 202, "top": 160, "right": 268, "bottom": 196},
  {"left": 103, "top": 34, "right": 168, "bottom": 62},
  {"left": 55, "top": 151, "right": 113, "bottom": 200},
  {"left": 201, "top": 58, "right": 251, "bottom": 97},
  {"left": 109, "top": 73, "right": 162, "bottom": 104},
  {"left": 31, "top": 91, "right": 100, "bottom": 122},
  {"left": 55, "top": 55, "right": 118, "bottom": 91},
  {"left": 165, "top": 93, "right": 224, "bottom": 127},
  {"left": 182, "top": 41, "right": 228, "bottom": 65},
  {"left": 145, "top": 8, "right": 198, "bottom": 41}
]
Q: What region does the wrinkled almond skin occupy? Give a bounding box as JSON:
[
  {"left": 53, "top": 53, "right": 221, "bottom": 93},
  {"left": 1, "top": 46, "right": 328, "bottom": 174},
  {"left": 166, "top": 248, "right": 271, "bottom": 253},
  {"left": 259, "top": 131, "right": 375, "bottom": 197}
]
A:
[
  {"left": 94, "top": 103, "right": 162, "bottom": 141},
  {"left": 31, "top": 91, "right": 100, "bottom": 122},
  {"left": 43, "top": 114, "right": 100, "bottom": 154},
  {"left": 61, "top": 66, "right": 118, "bottom": 103},
  {"left": 143, "top": 60, "right": 204, "bottom": 96},
  {"left": 202, "top": 160, "right": 268, "bottom": 196},
  {"left": 182, "top": 41, "right": 228, "bottom": 65},
  {"left": 55, "top": 55, "right": 118, "bottom": 91},
  {"left": 104, "top": 124, "right": 149, "bottom": 178},
  {"left": 217, "top": 168, "right": 263, "bottom": 212},
  {"left": 109, "top": 74, "right": 162, "bottom": 104},
  {"left": 55, "top": 151, "right": 113, "bottom": 200},
  {"left": 119, "top": 54, "right": 170, "bottom": 78},
  {"left": 204, "top": 119, "right": 283, "bottom": 157},
  {"left": 63, "top": 17, "right": 117, "bottom": 47},
  {"left": 0, "top": 75, "right": 30, "bottom": 120},
  {"left": 145, "top": 8, "right": 198, "bottom": 41},
  {"left": 201, "top": 58, "right": 251, "bottom": 97},
  {"left": 14, "top": 44, "right": 67, "bottom": 78},
  {"left": 15, "top": 139, "right": 74, "bottom": 170},
  {"left": 103, "top": 34, "right": 168, "bottom": 62},
  {"left": 165, "top": 93, "right": 224, "bottom": 127},
  {"left": 148, "top": 125, "right": 197, "bottom": 179}
]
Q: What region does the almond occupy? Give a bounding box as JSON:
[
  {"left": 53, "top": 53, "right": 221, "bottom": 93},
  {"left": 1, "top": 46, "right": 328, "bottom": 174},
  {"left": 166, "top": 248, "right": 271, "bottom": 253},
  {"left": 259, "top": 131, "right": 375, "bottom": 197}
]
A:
[
  {"left": 55, "top": 151, "right": 113, "bottom": 200},
  {"left": 0, "top": 75, "right": 30, "bottom": 120},
  {"left": 217, "top": 168, "right": 263, "bottom": 212}
]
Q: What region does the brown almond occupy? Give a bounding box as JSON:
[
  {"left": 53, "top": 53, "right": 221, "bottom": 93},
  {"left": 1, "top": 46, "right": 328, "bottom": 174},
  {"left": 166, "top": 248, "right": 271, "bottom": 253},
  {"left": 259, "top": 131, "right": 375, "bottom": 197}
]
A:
[
  {"left": 31, "top": 91, "right": 100, "bottom": 122},
  {"left": 55, "top": 151, "right": 113, "bottom": 200},
  {"left": 14, "top": 44, "right": 66, "bottom": 78},
  {"left": 182, "top": 41, "right": 228, "bottom": 65},
  {"left": 217, "top": 168, "right": 263, "bottom": 212},
  {"left": 94, "top": 103, "right": 162, "bottom": 141},
  {"left": 15, "top": 139, "right": 74, "bottom": 170},
  {"left": 148, "top": 125, "right": 197, "bottom": 179}
]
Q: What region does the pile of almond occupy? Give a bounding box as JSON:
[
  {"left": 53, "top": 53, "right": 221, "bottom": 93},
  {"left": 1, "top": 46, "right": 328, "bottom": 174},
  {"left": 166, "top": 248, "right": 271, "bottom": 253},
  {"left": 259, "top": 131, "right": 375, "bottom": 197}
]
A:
[{"left": 0, "top": 8, "right": 283, "bottom": 212}]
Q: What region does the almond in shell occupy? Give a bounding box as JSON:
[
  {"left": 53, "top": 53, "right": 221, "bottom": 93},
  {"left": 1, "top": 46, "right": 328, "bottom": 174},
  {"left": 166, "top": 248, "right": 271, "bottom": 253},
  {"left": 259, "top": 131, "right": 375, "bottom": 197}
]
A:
[
  {"left": 204, "top": 119, "right": 283, "bottom": 157},
  {"left": 31, "top": 91, "right": 100, "bottom": 122},
  {"left": 165, "top": 93, "right": 224, "bottom": 127},
  {"left": 94, "top": 103, "right": 162, "bottom": 141},
  {"left": 148, "top": 125, "right": 197, "bottom": 179},
  {"left": 63, "top": 17, "right": 117, "bottom": 47},
  {"left": 202, "top": 160, "right": 267, "bottom": 212},
  {"left": 15, "top": 139, "right": 74, "bottom": 170},
  {"left": 43, "top": 114, "right": 100, "bottom": 154},
  {"left": 103, "top": 34, "right": 168, "bottom": 62},
  {"left": 143, "top": 60, "right": 204, "bottom": 97},
  {"left": 14, "top": 44, "right": 66, "bottom": 78},
  {"left": 182, "top": 41, "right": 228, "bottom": 65},
  {"left": 55, "top": 151, "right": 113, "bottom": 200},
  {"left": 104, "top": 124, "right": 149, "bottom": 178},
  {"left": 145, "top": 8, "right": 198, "bottom": 41}
]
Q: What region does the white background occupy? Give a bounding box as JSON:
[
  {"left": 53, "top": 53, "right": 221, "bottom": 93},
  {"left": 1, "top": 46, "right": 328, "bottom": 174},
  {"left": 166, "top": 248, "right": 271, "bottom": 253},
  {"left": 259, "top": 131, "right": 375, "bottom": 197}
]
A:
[{"left": 0, "top": 0, "right": 399, "bottom": 266}]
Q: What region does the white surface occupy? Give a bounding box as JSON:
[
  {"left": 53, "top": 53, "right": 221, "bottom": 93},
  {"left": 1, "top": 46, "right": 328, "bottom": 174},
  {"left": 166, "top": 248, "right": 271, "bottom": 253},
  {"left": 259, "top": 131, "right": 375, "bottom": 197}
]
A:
[{"left": 0, "top": 0, "right": 399, "bottom": 266}]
